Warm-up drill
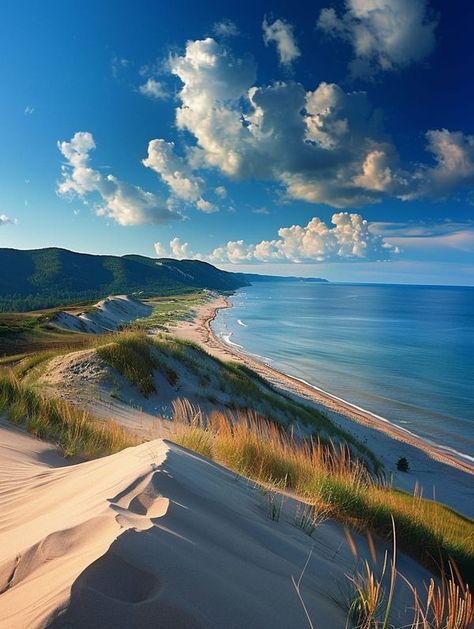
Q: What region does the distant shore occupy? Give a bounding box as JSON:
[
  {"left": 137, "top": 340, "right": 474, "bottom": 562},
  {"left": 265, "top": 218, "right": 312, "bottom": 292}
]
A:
[{"left": 169, "top": 293, "right": 474, "bottom": 514}]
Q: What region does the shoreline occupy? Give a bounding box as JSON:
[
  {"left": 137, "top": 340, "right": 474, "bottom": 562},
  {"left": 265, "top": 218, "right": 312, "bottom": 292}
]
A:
[{"left": 170, "top": 294, "right": 474, "bottom": 480}]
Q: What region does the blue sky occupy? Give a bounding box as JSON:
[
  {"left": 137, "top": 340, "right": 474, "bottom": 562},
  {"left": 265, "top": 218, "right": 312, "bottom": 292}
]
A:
[{"left": 0, "top": 0, "right": 473, "bottom": 284}]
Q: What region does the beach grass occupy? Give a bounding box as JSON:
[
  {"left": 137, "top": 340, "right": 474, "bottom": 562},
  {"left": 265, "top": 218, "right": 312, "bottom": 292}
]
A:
[
  {"left": 128, "top": 291, "right": 208, "bottom": 331},
  {"left": 171, "top": 399, "right": 474, "bottom": 582},
  {"left": 96, "top": 331, "right": 159, "bottom": 397},
  {"left": 0, "top": 370, "right": 140, "bottom": 458}
]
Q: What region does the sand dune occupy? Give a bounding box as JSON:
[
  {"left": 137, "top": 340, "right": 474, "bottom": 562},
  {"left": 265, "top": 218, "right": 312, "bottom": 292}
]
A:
[
  {"left": 52, "top": 295, "right": 152, "bottom": 334},
  {"left": 0, "top": 421, "right": 431, "bottom": 628}
]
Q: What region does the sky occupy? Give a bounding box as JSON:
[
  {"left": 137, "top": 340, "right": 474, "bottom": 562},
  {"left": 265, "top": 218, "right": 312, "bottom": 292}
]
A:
[{"left": 0, "top": 0, "right": 473, "bottom": 285}]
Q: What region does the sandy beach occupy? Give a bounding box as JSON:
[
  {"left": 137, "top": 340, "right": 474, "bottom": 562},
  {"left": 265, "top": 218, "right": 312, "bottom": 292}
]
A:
[{"left": 169, "top": 295, "right": 474, "bottom": 517}]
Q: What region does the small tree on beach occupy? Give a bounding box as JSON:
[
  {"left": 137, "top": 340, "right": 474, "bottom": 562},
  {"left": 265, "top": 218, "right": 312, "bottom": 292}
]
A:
[{"left": 396, "top": 456, "right": 409, "bottom": 472}]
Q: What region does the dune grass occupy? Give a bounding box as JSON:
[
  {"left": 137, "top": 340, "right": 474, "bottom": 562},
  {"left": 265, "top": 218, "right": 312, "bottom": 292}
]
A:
[
  {"left": 148, "top": 334, "right": 381, "bottom": 469},
  {"left": 97, "top": 332, "right": 160, "bottom": 397},
  {"left": 344, "top": 524, "right": 473, "bottom": 629},
  {"left": 129, "top": 291, "right": 208, "bottom": 331},
  {"left": 171, "top": 399, "right": 474, "bottom": 582},
  {"left": 0, "top": 370, "right": 140, "bottom": 458}
]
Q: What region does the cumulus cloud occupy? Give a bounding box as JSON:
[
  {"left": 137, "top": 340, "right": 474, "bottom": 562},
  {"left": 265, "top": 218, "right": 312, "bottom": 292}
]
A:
[
  {"left": 215, "top": 185, "right": 227, "bottom": 198},
  {"left": 57, "top": 132, "right": 178, "bottom": 226},
  {"left": 207, "top": 212, "right": 397, "bottom": 264},
  {"left": 196, "top": 198, "right": 218, "bottom": 213},
  {"left": 0, "top": 214, "right": 16, "bottom": 226},
  {"left": 138, "top": 78, "right": 168, "bottom": 100},
  {"left": 166, "top": 38, "right": 401, "bottom": 207},
  {"left": 144, "top": 36, "right": 469, "bottom": 211},
  {"left": 317, "top": 0, "right": 437, "bottom": 76},
  {"left": 154, "top": 237, "right": 194, "bottom": 259},
  {"left": 24, "top": 105, "right": 34, "bottom": 115},
  {"left": 143, "top": 139, "right": 219, "bottom": 212},
  {"left": 212, "top": 18, "right": 239, "bottom": 38},
  {"left": 153, "top": 241, "right": 168, "bottom": 256},
  {"left": 409, "top": 129, "right": 474, "bottom": 198},
  {"left": 262, "top": 18, "right": 301, "bottom": 68},
  {"left": 143, "top": 139, "right": 203, "bottom": 201}
]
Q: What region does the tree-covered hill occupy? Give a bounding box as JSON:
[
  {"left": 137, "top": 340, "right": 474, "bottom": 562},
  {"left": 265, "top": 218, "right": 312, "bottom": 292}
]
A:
[{"left": 0, "top": 248, "right": 249, "bottom": 311}]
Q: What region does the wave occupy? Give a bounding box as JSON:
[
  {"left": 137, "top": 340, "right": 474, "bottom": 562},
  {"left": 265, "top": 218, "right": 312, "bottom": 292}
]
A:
[
  {"left": 237, "top": 319, "right": 248, "bottom": 327},
  {"left": 222, "top": 333, "right": 244, "bottom": 349}
]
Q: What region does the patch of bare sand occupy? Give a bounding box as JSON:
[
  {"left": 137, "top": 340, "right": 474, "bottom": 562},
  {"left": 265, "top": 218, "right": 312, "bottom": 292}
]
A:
[{"left": 0, "top": 422, "right": 431, "bottom": 628}]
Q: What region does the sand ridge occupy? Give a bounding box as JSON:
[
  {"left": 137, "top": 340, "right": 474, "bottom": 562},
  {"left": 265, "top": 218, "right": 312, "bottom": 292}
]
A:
[
  {"left": 0, "top": 422, "right": 432, "bottom": 628},
  {"left": 52, "top": 295, "right": 152, "bottom": 334}
]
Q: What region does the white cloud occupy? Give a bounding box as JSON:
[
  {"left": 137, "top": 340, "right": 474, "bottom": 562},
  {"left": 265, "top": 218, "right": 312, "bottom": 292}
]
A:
[
  {"left": 215, "top": 185, "right": 227, "bottom": 198},
  {"left": 353, "top": 149, "right": 393, "bottom": 191},
  {"left": 317, "top": 0, "right": 437, "bottom": 76},
  {"left": 207, "top": 212, "right": 397, "bottom": 264},
  {"left": 170, "top": 237, "right": 190, "bottom": 258},
  {"left": 212, "top": 18, "right": 239, "bottom": 38},
  {"left": 0, "top": 214, "right": 16, "bottom": 226},
  {"left": 196, "top": 198, "right": 218, "bottom": 213},
  {"left": 262, "top": 18, "right": 301, "bottom": 68},
  {"left": 154, "top": 241, "right": 168, "bottom": 256},
  {"left": 170, "top": 38, "right": 257, "bottom": 177},
  {"left": 165, "top": 39, "right": 406, "bottom": 208},
  {"left": 143, "top": 139, "right": 203, "bottom": 201},
  {"left": 138, "top": 78, "right": 168, "bottom": 100},
  {"left": 422, "top": 129, "right": 474, "bottom": 191},
  {"left": 24, "top": 106, "right": 34, "bottom": 115},
  {"left": 147, "top": 36, "right": 469, "bottom": 210},
  {"left": 154, "top": 237, "right": 201, "bottom": 259},
  {"left": 57, "top": 132, "right": 178, "bottom": 226}
]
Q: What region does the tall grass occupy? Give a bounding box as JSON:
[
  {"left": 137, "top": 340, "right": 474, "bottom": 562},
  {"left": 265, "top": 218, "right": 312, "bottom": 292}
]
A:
[
  {"left": 97, "top": 331, "right": 159, "bottom": 397},
  {"left": 345, "top": 524, "right": 473, "bottom": 629},
  {"left": 171, "top": 399, "right": 474, "bottom": 582},
  {"left": 0, "top": 370, "right": 139, "bottom": 458}
]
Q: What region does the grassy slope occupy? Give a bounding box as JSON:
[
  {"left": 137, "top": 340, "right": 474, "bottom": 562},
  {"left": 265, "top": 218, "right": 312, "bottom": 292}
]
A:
[
  {"left": 172, "top": 407, "right": 474, "bottom": 582},
  {"left": 0, "top": 370, "right": 139, "bottom": 458}
]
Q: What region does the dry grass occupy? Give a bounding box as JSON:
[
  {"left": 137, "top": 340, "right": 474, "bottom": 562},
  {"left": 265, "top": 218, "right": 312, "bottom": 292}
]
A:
[
  {"left": 0, "top": 370, "right": 140, "bottom": 458},
  {"left": 345, "top": 524, "right": 473, "bottom": 629},
  {"left": 171, "top": 399, "right": 474, "bottom": 582}
]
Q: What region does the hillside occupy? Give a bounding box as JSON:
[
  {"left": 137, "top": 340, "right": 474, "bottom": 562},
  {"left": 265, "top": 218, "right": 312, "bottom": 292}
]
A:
[
  {"left": 234, "top": 272, "right": 328, "bottom": 283},
  {"left": 0, "top": 248, "right": 249, "bottom": 311}
]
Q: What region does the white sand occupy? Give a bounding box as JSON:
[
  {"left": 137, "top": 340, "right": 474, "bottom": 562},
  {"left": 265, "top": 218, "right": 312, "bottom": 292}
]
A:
[
  {"left": 52, "top": 295, "right": 152, "bottom": 334},
  {"left": 0, "top": 421, "right": 431, "bottom": 628},
  {"left": 169, "top": 296, "right": 474, "bottom": 518}
]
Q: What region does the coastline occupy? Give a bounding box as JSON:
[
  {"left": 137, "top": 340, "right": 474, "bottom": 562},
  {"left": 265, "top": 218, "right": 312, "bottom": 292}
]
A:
[{"left": 169, "top": 294, "right": 474, "bottom": 516}]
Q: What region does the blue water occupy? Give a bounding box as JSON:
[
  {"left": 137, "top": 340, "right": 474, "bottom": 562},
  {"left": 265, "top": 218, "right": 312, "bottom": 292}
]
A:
[{"left": 212, "top": 283, "right": 474, "bottom": 461}]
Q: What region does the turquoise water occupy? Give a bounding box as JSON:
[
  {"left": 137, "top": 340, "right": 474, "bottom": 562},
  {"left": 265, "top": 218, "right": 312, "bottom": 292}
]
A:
[{"left": 212, "top": 282, "right": 474, "bottom": 462}]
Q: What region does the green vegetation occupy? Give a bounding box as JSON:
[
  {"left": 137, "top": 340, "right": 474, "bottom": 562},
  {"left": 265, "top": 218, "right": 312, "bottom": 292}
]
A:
[
  {"left": 131, "top": 291, "right": 208, "bottom": 330},
  {"left": 0, "top": 309, "right": 96, "bottom": 361},
  {"left": 172, "top": 402, "right": 474, "bottom": 582},
  {"left": 0, "top": 370, "right": 139, "bottom": 458},
  {"left": 397, "top": 456, "right": 410, "bottom": 472},
  {"left": 97, "top": 332, "right": 160, "bottom": 397},
  {"left": 0, "top": 247, "right": 248, "bottom": 311}
]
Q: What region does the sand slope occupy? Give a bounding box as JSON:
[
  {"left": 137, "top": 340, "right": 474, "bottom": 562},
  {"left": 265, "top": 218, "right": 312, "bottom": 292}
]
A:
[
  {"left": 53, "top": 295, "right": 152, "bottom": 334},
  {"left": 0, "top": 421, "right": 168, "bottom": 628},
  {"left": 0, "top": 422, "right": 431, "bottom": 628}
]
